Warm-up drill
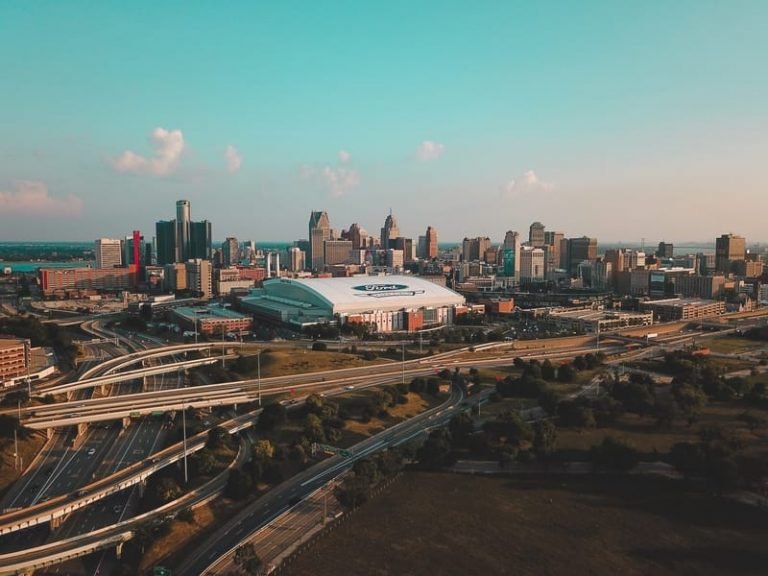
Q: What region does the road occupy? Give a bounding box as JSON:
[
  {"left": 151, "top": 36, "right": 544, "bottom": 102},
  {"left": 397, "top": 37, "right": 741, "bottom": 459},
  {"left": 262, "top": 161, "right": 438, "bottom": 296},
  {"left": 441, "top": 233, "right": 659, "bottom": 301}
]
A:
[{"left": 178, "top": 384, "right": 468, "bottom": 576}]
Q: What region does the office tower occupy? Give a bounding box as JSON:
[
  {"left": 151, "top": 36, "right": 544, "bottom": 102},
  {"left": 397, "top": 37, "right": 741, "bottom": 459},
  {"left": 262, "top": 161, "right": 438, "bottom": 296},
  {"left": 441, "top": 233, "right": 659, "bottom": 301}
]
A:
[
  {"left": 392, "top": 237, "right": 415, "bottom": 263},
  {"left": 625, "top": 249, "right": 646, "bottom": 269},
  {"left": 425, "top": 226, "right": 438, "bottom": 259},
  {"left": 380, "top": 211, "right": 400, "bottom": 250},
  {"left": 94, "top": 238, "right": 122, "bottom": 269},
  {"left": 185, "top": 259, "right": 212, "bottom": 299},
  {"left": 308, "top": 211, "right": 331, "bottom": 271},
  {"left": 562, "top": 236, "right": 598, "bottom": 275},
  {"left": 656, "top": 242, "right": 674, "bottom": 258},
  {"left": 543, "top": 231, "right": 564, "bottom": 273},
  {"left": 155, "top": 221, "right": 176, "bottom": 266},
  {"left": 529, "top": 221, "right": 546, "bottom": 248},
  {"left": 348, "top": 223, "right": 365, "bottom": 250},
  {"left": 417, "top": 236, "right": 427, "bottom": 259},
  {"left": 190, "top": 220, "right": 212, "bottom": 260},
  {"left": 715, "top": 233, "right": 746, "bottom": 275},
  {"left": 520, "top": 247, "right": 546, "bottom": 281},
  {"left": 123, "top": 231, "right": 145, "bottom": 267},
  {"left": 222, "top": 237, "right": 239, "bottom": 267},
  {"left": 501, "top": 230, "right": 521, "bottom": 279},
  {"left": 461, "top": 237, "right": 490, "bottom": 262},
  {"left": 289, "top": 246, "right": 305, "bottom": 272},
  {"left": 176, "top": 200, "right": 191, "bottom": 262},
  {"left": 324, "top": 240, "right": 353, "bottom": 265}
]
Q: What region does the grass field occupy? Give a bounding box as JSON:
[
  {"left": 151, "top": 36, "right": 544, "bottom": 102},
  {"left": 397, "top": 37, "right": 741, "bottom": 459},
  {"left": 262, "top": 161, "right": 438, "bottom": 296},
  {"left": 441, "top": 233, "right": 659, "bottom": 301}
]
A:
[
  {"left": 706, "top": 337, "right": 767, "bottom": 355},
  {"left": 243, "top": 349, "right": 387, "bottom": 378},
  {"left": 556, "top": 401, "right": 768, "bottom": 455},
  {"left": 0, "top": 433, "right": 45, "bottom": 498},
  {"left": 285, "top": 472, "right": 768, "bottom": 576}
]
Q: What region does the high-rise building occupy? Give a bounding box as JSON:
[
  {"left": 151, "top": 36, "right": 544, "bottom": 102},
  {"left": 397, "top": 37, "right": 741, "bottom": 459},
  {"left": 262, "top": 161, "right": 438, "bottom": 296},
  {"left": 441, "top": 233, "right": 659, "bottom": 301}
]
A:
[
  {"left": 461, "top": 237, "right": 490, "bottom": 262},
  {"left": 308, "top": 211, "right": 331, "bottom": 271},
  {"left": 222, "top": 237, "right": 239, "bottom": 267},
  {"left": 656, "top": 242, "right": 674, "bottom": 258},
  {"left": 501, "top": 230, "right": 521, "bottom": 279},
  {"left": 190, "top": 220, "right": 212, "bottom": 260},
  {"left": 520, "top": 247, "right": 545, "bottom": 282},
  {"left": 425, "top": 226, "right": 438, "bottom": 259},
  {"left": 380, "top": 212, "right": 400, "bottom": 250},
  {"left": 324, "top": 240, "right": 353, "bottom": 266},
  {"left": 562, "top": 236, "right": 598, "bottom": 275},
  {"left": 186, "top": 259, "right": 212, "bottom": 299},
  {"left": 543, "top": 231, "right": 564, "bottom": 273},
  {"left": 529, "top": 222, "right": 546, "bottom": 248},
  {"left": 123, "top": 231, "right": 145, "bottom": 267},
  {"left": 94, "top": 238, "right": 122, "bottom": 269},
  {"left": 715, "top": 233, "right": 746, "bottom": 275},
  {"left": 176, "top": 200, "right": 191, "bottom": 262},
  {"left": 155, "top": 220, "right": 176, "bottom": 266},
  {"left": 288, "top": 246, "right": 305, "bottom": 272}
]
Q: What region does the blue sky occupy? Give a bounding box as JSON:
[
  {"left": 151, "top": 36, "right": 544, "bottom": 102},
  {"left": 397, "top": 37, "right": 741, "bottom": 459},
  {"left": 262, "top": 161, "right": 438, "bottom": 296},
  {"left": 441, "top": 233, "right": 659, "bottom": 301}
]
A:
[{"left": 1, "top": 1, "right": 766, "bottom": 244}]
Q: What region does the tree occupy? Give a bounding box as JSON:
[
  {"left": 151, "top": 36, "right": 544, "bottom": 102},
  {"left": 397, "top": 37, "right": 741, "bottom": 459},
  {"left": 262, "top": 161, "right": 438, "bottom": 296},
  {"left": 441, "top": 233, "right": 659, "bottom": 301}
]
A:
[
  {"left": 541, "top": 359, "right": 556, "bottom": 381},
  {"left": 256, "top": 401, "right": 287, "bottom": 431},
  {"left": 590, "top": 436, "right": 638, "bottom": 471},
  {"left": 305, "top": 393, "right": 324, "bottom": 414},
  {"left": 532, "top": 420, "right": 557, "bottom": 458},
  {"left": 206, "top": 426, "right": 230, "bottom": 450},
  {"left": 311, "top": 341, "right": 328, "bottom": 351},
  {"left": 672, "top": 383, "right": 707, "bottom": 426},
  {"left": 303, "top": 413, "right": 326, "bottom": 442},
  {"left": 252, "top": 439, "right": 275, "bottom": 461},
  {"left": 557, "top": 364, "right": 575, "bottom": 383},
  {"left": 234, "top": 542, "right": 263, "bottom": 575},
  {"left": 417, "top": 429, "right": 455, "bottom": 470},
  {"left": 669, "top": 442, "right": 706, "bottom": 480},
  {"left": 226, "top": 469, "right": 253, "bottom": 500},
  {"left": 448, "top": 412, "right": 475, "bottom": 449}
]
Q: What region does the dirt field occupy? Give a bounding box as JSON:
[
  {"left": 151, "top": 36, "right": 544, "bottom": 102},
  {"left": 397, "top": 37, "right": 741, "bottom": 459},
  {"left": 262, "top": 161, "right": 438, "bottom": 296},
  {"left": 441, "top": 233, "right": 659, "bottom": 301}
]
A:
[
  {"left": 0, "top": 433, "right": 45, "bottom": 497},
  {"left": 285, "top": 472, "right": 768, "bottom": 576},
  {"left": 252, "top": 349, "right": 387, "bottom": 378}
]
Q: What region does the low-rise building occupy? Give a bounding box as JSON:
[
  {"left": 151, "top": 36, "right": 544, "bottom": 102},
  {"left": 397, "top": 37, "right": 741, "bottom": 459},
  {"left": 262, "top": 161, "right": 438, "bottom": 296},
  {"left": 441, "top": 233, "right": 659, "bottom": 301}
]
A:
[
  {"left": 639, "top": 298, "right": 726, "bottom": 321},
  {"left": 171, "top": 305, "right": 253, "bottom": 336},
  {"left": 547, "top": 309, "right": 653, "bottom": 334},
  {"left": 0, "top": 336, "right": 30, "bottom": 386}
]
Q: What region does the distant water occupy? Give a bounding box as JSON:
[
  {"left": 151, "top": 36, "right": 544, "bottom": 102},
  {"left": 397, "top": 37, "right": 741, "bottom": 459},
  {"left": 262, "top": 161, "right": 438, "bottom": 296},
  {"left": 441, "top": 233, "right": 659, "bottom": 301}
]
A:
[{"left": 1, "top": 261, "right": 94, "bottom": 273}]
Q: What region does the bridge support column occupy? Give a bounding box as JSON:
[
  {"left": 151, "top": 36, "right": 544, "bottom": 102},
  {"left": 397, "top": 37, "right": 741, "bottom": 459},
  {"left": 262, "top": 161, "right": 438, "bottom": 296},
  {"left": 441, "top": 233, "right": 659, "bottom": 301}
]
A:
[
  {"left": 115, "top": 541, "right": 124, "bottom": 559},
  {"left": 138, "top": 479, "right": 147, "bottom": 498},
  {"left": 77, "top": 422, "right": 88, "bottom": 437},
  {"left": 50, "top": 515, "right": 62, "bottom": 531},
  {"left": 66, "top": 390, "right": 73, "bottom": 402},
  {"left": 122, "top": 416, "right": 131, "bottom": 429},
  {"left": 46, "top": 427, "right": 54, "bottom": 439}
]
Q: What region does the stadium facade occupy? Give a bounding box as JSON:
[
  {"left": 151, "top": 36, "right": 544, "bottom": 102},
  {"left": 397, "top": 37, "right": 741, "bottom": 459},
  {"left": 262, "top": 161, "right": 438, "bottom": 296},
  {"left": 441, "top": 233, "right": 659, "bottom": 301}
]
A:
[{"left": 239, "top": 275, "right": 468, "bottom": 333}]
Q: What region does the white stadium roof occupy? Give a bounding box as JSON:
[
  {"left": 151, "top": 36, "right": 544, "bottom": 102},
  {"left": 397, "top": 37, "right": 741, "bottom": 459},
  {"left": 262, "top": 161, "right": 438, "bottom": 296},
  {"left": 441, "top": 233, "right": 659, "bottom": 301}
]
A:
[{"left": 262, "top": 275, "right": 465, "bottom": 315}]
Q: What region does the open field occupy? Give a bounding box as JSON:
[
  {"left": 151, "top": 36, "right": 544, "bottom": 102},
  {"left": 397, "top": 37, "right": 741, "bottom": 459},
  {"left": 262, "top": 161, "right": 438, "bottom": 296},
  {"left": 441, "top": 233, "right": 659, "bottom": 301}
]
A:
[
  {"left": 286, "top": 472, "right": 768, "bottom": 576},
  {"left": 244, "top": 349, "right": 387, "bottom": 378},
  {"left": 557, "top": 401, "right": 768, "bottom": 455},
  {"left": 705, "top": 337, "right": 768, "bottom": 355},
  {"left": 0, "top": 433, "right": 45, "bottom": 497}
]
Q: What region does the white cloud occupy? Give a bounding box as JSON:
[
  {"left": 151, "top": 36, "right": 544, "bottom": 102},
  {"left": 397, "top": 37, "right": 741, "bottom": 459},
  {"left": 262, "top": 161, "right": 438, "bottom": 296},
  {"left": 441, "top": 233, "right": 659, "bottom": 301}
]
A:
[
  {"left": 225, "top": 145, "right": 242, "bottom": 173},
  {"left": 416, "top": 140, "right": 445, "bottom": 161},
  {"left": 0, "top": 181, "right": 82, "bottom": 216},
  {"left": 338, "top": 150, "right": 351, "bottom": 163},
  {"left": 322, "top": 165, "right": 360, "bottom": 198},
  {"left": 501, "top": 170, "right": 553, "bottom": 198},
  {"left": 112, "top": 128, "right": 185, "bottom": 176}
]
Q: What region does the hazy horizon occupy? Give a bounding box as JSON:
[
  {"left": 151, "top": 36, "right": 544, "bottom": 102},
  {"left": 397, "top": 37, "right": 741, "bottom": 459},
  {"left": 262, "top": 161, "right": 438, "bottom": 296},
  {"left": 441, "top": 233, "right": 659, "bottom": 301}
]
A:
[{"left": 1, "top": 2, "right": 766, "bottom": 243}]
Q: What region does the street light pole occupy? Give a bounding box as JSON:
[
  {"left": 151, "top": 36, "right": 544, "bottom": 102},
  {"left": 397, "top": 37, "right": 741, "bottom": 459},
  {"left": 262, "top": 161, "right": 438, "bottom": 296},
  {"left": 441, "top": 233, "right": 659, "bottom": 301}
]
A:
[
  {"left": 193, "top": 309, "right": 198, "bottom": 345},
  {"left": 257, "top": 350, "right": 262, "bottom": 407},
  {"left": 182, "top": 401, "right": 188, "bottom": 484}
]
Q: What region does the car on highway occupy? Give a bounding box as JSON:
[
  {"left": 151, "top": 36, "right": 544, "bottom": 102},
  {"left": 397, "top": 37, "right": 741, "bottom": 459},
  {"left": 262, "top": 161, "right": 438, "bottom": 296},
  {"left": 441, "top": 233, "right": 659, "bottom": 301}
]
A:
[
  {"left": 345, "top": 385, "right": 355, "bottom": 390},
  {"left": 87, "top": 448, "right": 96, "bottom": 456},
  {"left": 112, "top": 505, "right": 122, "bottom": 513}
]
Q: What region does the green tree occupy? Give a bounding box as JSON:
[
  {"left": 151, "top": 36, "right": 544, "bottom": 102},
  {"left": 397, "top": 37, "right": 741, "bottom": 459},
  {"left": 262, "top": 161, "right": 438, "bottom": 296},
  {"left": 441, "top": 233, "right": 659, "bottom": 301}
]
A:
[
  {"left": 252, "top": 439, "right": 275, "bottom": 461},
  {"left": 303, "top": 413, "right": 326, "bottom": 442},
  {"left": 256, "top": 401, "right": 287, "bottom": 431},
  {"left": 532, "top": 420, "right": 557, "bottom": 458},
  {"left": 557, "top": 364, "right": 575, "bottom": 383},
  {"left": 226, "top": 469, "right": 253, "bottom": 500},
  {"left": 590, "top": 436, "right": 638, "bottom": 471},
  {"left": 233, "top": 542, "right": 263, "bottom": 575},
  {"left": 417, "top": 429, "right": 455, "bottom": 470}
]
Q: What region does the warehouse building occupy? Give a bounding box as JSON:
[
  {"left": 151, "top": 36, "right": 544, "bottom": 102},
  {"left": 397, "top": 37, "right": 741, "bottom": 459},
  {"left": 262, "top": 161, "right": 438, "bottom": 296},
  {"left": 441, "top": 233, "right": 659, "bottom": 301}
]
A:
[{"left": 239, "top": 275, "right": 467, "bottom": 333}]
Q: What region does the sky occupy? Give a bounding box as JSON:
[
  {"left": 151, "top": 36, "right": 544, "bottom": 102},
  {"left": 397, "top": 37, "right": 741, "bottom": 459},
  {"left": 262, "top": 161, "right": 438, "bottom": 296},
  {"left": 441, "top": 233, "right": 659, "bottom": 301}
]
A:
[{"left": 0, "top": 1, "right": 766, "bottom": 244}]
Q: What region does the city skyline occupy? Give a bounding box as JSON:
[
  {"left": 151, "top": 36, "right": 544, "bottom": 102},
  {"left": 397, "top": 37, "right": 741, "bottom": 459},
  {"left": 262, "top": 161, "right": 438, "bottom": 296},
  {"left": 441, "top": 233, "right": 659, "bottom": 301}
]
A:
[{"left": 1, "top": 2, "right": 767, "bottom": 242}]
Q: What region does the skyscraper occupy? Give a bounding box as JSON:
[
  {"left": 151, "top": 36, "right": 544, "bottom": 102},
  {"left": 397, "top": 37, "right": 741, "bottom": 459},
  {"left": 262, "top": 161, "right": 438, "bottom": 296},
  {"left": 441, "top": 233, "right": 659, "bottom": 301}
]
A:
[
  {"left": 380, "top": 212, "right": 400, "bottom": 250},
  {"left": 94, "top": 238, "right": 122, "bottom": 269},
  {"left": 543, "top": 231, "right": 564, "bottom": 273},
  {"left": 176, "top": 200, "right": 191, "bottom": 262},
  {"left": 501, "top": 230, "right": 521, "bottom": 279},
  {"left": 425, "top": 226, "right": 438, "bottom": 259},
  {"left": 190, "top": 220, "right": 212, "bottom": 260},
  {"left": 529, "top": 221, "right": 546, "bottom": 248},
  {"left": 308, "top": 211, "right": 331, "bottom": 271},
  {"left": 715, "top": 233, "right": 746, "bottom": 275},
  {"left": 222, "top": 237, "right": 239, "bottom": 267},
  {"left": 155, "top": 220, "right": 176, "bottom": 266},
  {"left": 562, "top": 236, "right": 598, "bottom": 275}
]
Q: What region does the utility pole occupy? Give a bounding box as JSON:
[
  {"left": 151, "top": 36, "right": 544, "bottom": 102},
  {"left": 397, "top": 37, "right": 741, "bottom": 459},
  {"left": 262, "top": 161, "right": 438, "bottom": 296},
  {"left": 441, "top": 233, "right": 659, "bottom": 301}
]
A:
[
  {"left": 401, "top": 342, "right": 405, "bottom": 386},
  {"left": 14, "top": 428, "right": 19, "bottom": 471}
]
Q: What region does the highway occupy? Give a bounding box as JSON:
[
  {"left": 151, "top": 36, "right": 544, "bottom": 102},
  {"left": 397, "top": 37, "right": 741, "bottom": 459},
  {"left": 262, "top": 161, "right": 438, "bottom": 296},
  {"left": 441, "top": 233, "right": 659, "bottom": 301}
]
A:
[{"left": 181, "top": 383, "right": 469, "bottom": 576}]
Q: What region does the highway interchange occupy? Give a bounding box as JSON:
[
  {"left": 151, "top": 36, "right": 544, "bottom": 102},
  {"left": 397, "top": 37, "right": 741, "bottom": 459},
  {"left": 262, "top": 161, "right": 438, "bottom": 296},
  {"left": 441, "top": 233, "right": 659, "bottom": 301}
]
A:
[{"left": 0, "top": 311, "right": 764, "bottom": 575}]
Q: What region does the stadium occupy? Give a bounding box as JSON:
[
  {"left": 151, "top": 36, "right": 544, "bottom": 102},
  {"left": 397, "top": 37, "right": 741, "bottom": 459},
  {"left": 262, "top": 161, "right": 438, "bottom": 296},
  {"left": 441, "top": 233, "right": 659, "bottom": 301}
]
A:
[{"left": 239, "top": 275, "right": 468, "bottom": 333}]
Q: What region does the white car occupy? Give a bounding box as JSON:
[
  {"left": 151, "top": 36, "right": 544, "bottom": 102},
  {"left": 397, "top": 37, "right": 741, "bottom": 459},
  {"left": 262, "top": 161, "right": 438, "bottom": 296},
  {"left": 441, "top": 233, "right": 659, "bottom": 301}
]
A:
[{"left": 87, "top": 448, "right": 96, "bottom": 456}]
